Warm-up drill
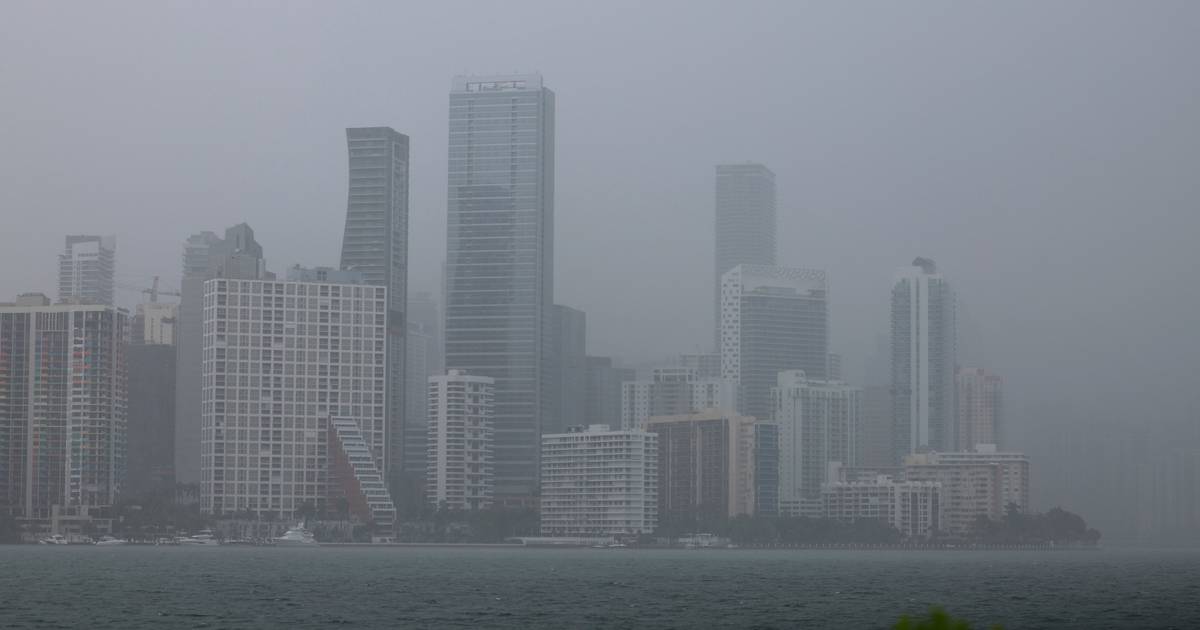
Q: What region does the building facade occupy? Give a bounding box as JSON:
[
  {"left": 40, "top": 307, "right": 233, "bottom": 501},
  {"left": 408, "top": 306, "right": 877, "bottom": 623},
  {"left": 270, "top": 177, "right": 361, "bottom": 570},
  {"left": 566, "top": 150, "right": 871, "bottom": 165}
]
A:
[
  {"left": 444, "top": 74, "right": 554, "bottom": 502},
  {"left": 903, "top": 448, "right": 1028, "bottom": 538},
  {"left": 956, "top": 367, "right": 1003, "bottom": 450},
  {"left": 539, "top": 425, "right": 657, "bottom": 537},
  {"left": 546, "top": 305, "right": 587, "bottom": 436},
  {"left": 585, "top": 356, "right": 633, "bottom": 430},
  {"left": 199, "top": 278, "right": 388, "bottom": 519},
  {"left": 0, "top": 296, "right": 128, "bottom": 535},
  {"left": 426, "top": 370, "right": 494, "bottom": 511},
  {"left": 645, "top": 410, "right": 756, "bottom": 521},
  {"left": 891, "top": 257, "right": 956, "bottom": 462},
  {"left": 771, "top": 370, "right": 861, "bottom": 514},
  {"left": 58, "top": 235, "right": 115, "bottom": 305},
  {"left": 176, "top": 224, "right": 269, "bottom": 484},
  {"left": 822, "top": 475, "right": 942, "bottom": 539},
  {"left": 714, "top": 163, "right": 776, "bottom": 346},
  {"left": 621, "top": 366, "right": 735, "bottom": 430},
  {"left": 340, "top": 127, "right": 410, "bottom": 499},
  {"left": 126, "top": 322, "right": 176, "bottom": 497},
  {"left": 720, "top": 264, "right": 829, "bottom": 422}
]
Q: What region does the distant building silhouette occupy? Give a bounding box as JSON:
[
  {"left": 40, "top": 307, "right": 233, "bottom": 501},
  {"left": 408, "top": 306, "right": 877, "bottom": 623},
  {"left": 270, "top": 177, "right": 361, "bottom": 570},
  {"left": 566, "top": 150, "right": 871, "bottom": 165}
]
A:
[
  {"left": 891, "top": 258, "right": 956, "bottom": 462},
  {"left": 58, "top": 235, "right": 115, "bottom": 305}
]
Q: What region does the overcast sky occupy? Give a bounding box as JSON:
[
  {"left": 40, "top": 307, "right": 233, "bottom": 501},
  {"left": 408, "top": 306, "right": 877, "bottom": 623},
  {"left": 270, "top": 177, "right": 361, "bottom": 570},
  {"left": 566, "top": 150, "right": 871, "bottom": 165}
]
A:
[{"left": 3, "top": 1, "right": 1198, "bottom": 533}]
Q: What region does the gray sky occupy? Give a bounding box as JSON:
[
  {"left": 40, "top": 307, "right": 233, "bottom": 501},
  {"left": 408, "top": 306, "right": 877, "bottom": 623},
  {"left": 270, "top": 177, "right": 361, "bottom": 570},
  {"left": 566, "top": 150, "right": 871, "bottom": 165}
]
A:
[{"left": 3, "top": 1, "right": 1198, "bottom": 537}]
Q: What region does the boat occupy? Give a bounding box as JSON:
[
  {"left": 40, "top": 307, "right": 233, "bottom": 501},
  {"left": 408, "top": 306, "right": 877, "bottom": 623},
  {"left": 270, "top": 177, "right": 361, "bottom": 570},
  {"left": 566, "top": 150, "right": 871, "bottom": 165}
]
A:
[
  {"left": 177, "top": 530, "right": 220, "bottom": 546},
  {"left": 273, "top": 523, "right": 318, "bottom": 547},
  {"left": 39, "top": 534, "right": 69, "bottom": 545},
  {"left": 94, "top": 536, "right": 128, "bottom": 546}
]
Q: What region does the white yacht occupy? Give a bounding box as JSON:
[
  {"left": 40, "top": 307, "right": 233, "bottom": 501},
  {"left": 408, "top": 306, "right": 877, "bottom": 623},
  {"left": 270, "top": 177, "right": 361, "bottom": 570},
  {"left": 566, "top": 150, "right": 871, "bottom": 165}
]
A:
[
  {"left": 39, "top": 534, "right": 69, "bottom": 545},
  {"left": 273, "top": 524, "right": 318, "bottom": 547},
  {"left": 94, "top": 536, "right": 128, "bottom": 546},
  {"left": 177, "top": 530, "right": 220, "bottom": 546}
]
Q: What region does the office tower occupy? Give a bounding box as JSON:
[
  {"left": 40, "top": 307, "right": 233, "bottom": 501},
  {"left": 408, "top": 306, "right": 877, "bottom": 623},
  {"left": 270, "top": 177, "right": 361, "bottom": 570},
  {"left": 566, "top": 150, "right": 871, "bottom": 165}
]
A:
[
  {"left": 0, "top": 294, "right": 128, "bottom": 535},
  {"left": 444, "top": 74, "right": 554, "bottom": 502},
  {"left": 645, "top": 410, "right": 757, "bottom": 521},
  {"left": 903, "top": 446, "right": 1029, "bottom": 537},
  {"left": 340, "top": 127, "right": 410, "bottom": 499},
  {"left": 540, "top": 425, "right": 657, "bottom": 537},
  {"left": 546, "top": 305, "right": 587, "bottom": 435},
  {"left": 621, "top": 366, "right": 735, "bottom": 430},
  {"left": 956, "top": 367, "right": 1003, "bottom": 450},
  {"left": 891, "top": 257, "right": 957, "bottom": 462},
  {"left": 58, "top": 235, "right": 116, "bottom": 305},
  {"left": 771, "top": 370, "right": 861, "bottom": 515},
  {"left": 714, "top": 163, "right": 776, "bottom": 346},
  {"left": 858, "top": 386, "right": 894, "bottom": 468},
  {"left": 427, "top": 370, "right": 494, "bottom": 510},
  {"left": 126, "top": 301, "right": 177, "bottom": 496},
  {"left": 175, "top": 225, "right": 269, "bottom": 485},
  {"left": 200, "top": 278, "right": 390, "bottom": 522},
  {"left": 585, "top": 356, "right": 633, "bottom": 429},
  {"left": 720, "top": 264, "right": 829, "bottom": 422}
]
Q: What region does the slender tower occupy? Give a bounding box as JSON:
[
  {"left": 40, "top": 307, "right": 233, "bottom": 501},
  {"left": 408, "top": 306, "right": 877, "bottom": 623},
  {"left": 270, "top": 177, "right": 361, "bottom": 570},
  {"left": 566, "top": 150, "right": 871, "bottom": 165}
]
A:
[
  {"left": 340, "top": 127, "right": 410, "bottom": 500},
  {"left": 714, "top": 164, "right": 776, "bottom": 347},
  {"left": 444, "top": 74, "right": 554, "bottom": 503}
]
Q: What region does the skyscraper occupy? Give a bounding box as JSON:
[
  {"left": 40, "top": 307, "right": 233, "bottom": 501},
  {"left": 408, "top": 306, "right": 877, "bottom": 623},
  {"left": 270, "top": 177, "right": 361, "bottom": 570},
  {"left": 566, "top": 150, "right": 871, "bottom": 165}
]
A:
[
  {"left": 891, "top": 258, "right": 956, "bottom": 462},
  {"left": 645, "top": 410, "right": 757, "bottom": 520},
  {"left": 585, "top": 356, "right": 632, "bottom": 430},
  {"left": 546, "top": 305, "right": 587, "bottom": 435},
  {"left": 956, "top": 367, "right": 1003, "bottom": 450},
  {"left": 175, "top": 224, "right": 268, "bottom": 484},
  {"left": 340, "top": 126, "right": 410, "bottom": 498},
  {"left": 720, "top": 264, "right": 829, "bottom": 422},
  {"left": 771, "top": 370, "right": 861, "bottom": 515},
  {"left": 127, "top": 300, "right": 177, "bottom": 496},
  {"left": 714, "top": 163, "right": 776, "bottom": 345},
  {"left": 58, "top": 235, "right": 115, "bottom": 305},
  {"left": 444, "top": 74, "right": 554, "bottom": 502},
  {"left": 0, "top": 294, "right": 128, "bottom": 535},
  {"left": 427, "top": 370, "right": 494, "bottom": 511},
  {"left": 621, "top": 366, "right": 734, "bottom": 430}
]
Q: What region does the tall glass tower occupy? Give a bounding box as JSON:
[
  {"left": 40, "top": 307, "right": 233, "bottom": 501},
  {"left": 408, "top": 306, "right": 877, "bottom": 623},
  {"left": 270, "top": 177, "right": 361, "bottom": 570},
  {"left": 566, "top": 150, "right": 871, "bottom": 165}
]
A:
[
  {"left": 444, "top": 74, "right": 554, "bottom": 502},
  {"left": 340, "top": 127, "right": 409, "bottom": 495},
  {"left": 714, "top": 163, "right": 776, "bottom": 346}
]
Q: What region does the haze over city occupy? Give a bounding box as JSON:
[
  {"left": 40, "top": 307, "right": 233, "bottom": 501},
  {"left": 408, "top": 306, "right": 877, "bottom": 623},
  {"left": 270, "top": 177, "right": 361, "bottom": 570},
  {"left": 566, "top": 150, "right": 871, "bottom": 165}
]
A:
[{"left": 2, "top": 2, "right": 1200, "bottom": 627}]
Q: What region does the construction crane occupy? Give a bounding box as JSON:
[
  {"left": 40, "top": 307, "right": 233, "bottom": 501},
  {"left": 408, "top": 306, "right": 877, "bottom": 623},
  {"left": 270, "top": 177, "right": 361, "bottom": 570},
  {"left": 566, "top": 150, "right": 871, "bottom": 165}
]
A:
[{"left": 142, "top": 276, "right": 181, "bottom": 303}]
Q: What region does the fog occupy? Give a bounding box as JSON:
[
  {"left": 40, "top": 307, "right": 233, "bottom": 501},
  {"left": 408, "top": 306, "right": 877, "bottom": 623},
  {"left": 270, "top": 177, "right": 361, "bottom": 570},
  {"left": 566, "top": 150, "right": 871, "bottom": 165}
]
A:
[{"left": 2, "top": 1, "right": 1198, "bottom": 540}]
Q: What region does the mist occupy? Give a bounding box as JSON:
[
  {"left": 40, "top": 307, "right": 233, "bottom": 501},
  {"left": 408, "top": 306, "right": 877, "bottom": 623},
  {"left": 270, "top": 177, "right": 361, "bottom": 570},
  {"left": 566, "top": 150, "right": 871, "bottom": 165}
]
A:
[{"left": 2, "top": 0, "right": 1199, "bottom": 543}]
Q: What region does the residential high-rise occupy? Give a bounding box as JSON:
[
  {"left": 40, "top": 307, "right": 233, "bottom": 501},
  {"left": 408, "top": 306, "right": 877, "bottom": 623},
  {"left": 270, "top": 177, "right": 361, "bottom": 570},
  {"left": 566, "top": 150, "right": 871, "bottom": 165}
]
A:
[
  {"left": 621, "top": 366, "right": 735, "bottom": 430},
  {"left": 545, "top": 305, "right": 587, "bottom": 436},
  {"left": 771, "top": 370, "right": 861, "bottom": 515},
  {"left": 444, "top": 74, "right": 554, "bottom": 502},
  {"left": 175, "top": 225, "right": 269, "bottom": 484},
  {"left": 340, "top": 127, "right": 410, "bottom": 500},
  {"left": 714, "top": 163, "right": 776, "bottom": 346},
  {"left": 400, "top": 291, "right": 443, "bottom": 505},
  {"left": 199, "top": 278, "right": 389, "bottom": 521},
  {"left": 956, "top": 367, "right": 1003, "bottom": 450},
  {"left": 903, "top": 446, "right": 1029, "bottom": 537},
  {"left": 585, "top": 356, "right": 633, "bottom": 429},
  {"left": 540, "top": 425, "right": 658, "bottom": 537},
  {"left": 127, "top": 301, "right": 177, "bottom": 497},
  {"left": 891, "top": 257, "right": 956, "bottom": 462},
  {"left": 427, "top": 370, "right": 494, "bottom": 511},
  {"left": 58, "top": 235, "right": 116, "bottom": 305},
  {"left": 720, "top": 264, "right": 829, "bottom": 422},
  {"left": 823, "top": 473, "right": 942, "bottom": 540},
  {"left": 679, "top": 352, "right": 722, "bottom": 379},
  {"left": 645, "top": 410, "right": 757, "bottom": 521},
  {"left": 0, "top": 294, "right": 128, "bottom": 536}
]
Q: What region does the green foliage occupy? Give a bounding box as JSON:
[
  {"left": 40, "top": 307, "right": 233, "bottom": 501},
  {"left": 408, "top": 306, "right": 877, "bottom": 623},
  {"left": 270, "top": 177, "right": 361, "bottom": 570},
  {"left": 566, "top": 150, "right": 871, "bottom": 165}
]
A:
[
  {"left": 971, "top": 504, "right": 1101, "bottom": 546},
  {"left": 396, "top": 507, "right": 540, "bottom": 543},
  {"left": 112, "top": 483, "right": 213, "bottom": 539},
  {"left": 894, "top": 607, "right": 1002, "bottom": 630}
]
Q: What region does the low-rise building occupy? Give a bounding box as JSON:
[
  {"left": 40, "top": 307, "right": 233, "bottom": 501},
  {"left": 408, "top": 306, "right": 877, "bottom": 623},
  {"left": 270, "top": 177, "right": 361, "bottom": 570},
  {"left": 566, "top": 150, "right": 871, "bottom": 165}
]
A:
[
  {"left": 539, "top": 425, "right": 657, "bottom": 537},
  {"left": 822, "top": 469, "right": 942, "bottom": 539}
]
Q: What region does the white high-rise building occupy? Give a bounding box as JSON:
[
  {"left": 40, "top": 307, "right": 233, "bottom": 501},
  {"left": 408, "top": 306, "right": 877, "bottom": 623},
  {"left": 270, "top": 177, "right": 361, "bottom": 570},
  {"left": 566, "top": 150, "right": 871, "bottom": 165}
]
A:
[
  {"left": 822, "top": 474, "right": 942, "bottom": 539},
  {"left": 58, "top": 235, "right": 116, "bottom": 306},
  {"left": 720, "top": 264, "right": 829, "bottom": 422},
  {"left": 427, "top": 370, "right": 494, "bottom": 510},
  {"left": 200, "top": 278, "right": 388, "bottom": 519},
  {"left": 891, "top": 257, "right": 956, "bottom": 462},
  {"left": 771, "top": 370, "right": 861, "bottom": 514},
  {"left": 621, "top": 366, "right": 735, "bottom": 430},
  {"left": 540, "top": 425, "right": 657, "bottom": 537}
]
